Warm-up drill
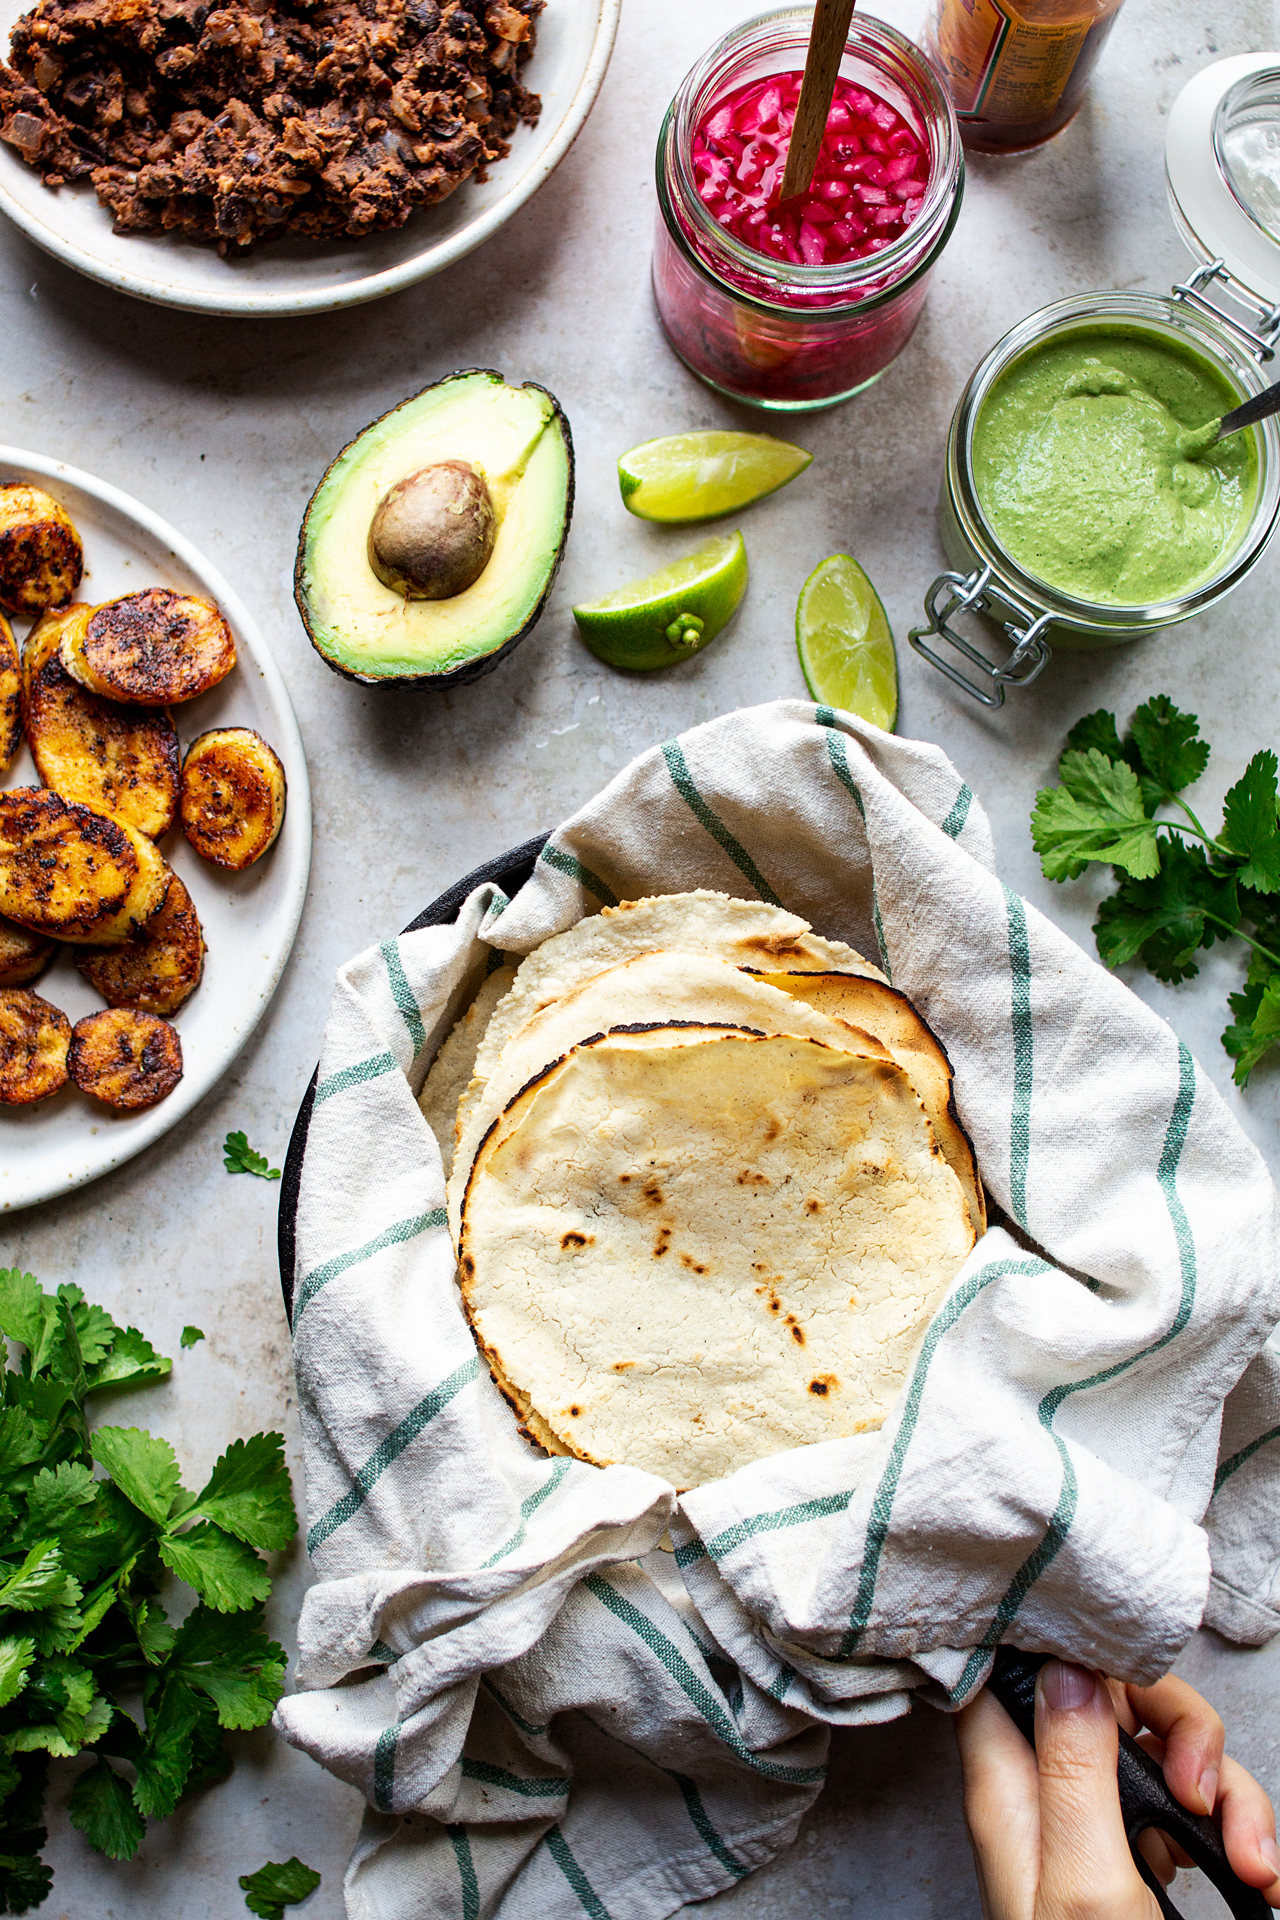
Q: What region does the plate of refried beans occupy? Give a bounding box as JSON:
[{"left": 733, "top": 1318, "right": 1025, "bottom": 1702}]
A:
[{"left": 0, "top": 0, "right": 618, "bottom": 314}]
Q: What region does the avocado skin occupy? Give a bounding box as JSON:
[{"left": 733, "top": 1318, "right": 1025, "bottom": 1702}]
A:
[{"left": 294, "top": 369, "right": 575, "bottom": 689}]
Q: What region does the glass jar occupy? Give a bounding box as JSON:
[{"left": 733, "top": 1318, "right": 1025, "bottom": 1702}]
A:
[
  {"left": 910, "top": 287, "right": 1280, "bottom": 706},
  {"left": 652, "top": 9, "right": 964, "bottom": 412}
]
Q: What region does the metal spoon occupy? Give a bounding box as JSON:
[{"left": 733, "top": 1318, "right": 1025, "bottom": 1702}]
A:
[{"left": 1179, "top": 379, "right": 1280, "bottom": 458}]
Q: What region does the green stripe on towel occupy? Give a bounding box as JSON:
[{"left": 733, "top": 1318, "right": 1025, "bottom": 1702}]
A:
[
  {"left": 381, "top": 939, "right": 426, "bottom": 1053},
  {"left": 307, "top": 1357, "right": 479, "bottom": 1550},
  {"left": 840, "top": 1259, "right": 1051, "bottom": 1656},
  {"left": 578, "top": 1708, "right": 750, "bottom": 1881},
  {"left": 813, "top": 711, "right": 891, "bottom": 978},
  {"left": 941, "top": 784, "right": 973, "bottom": 840},
  {"left": 314, "top": 1051, "right": 399, "bottom": 1105},
  {"left": 294, "top": 1208, "right": 445, "bottom": 1320},
  {"left": 373, "top": 1723, "right": 398, "bottom": 1812},
  {"left": 1004, "top": 888, "right": 1033, "bottom": 1227},
  {"left": 448, "top": 1826, "right": 480, "bottom": 1920},
  {"left": 461, "top": 1758, "right": 568, "bottom": 1798},
  {"left": 543, "top": 1825, "right": 612, "bottom": 1919},
  {"left": 677, "top": 1489, "right": 856, "bottom": 1569},
  {"left": 951, "top": 1045, "right": 1199, "bottom": 1698},
  {"left": 584, "top": 1574, "right": 824, "bottom": 1784},
  {"left": 481, "top": 1460, "right": 571, "bottom": 1568},
  {"left": 661, "top": 740, "right": 783, "bottom": 906},
  {"left": 538, "top": 844, "right": 620, "bottom": 908},
  {"left": 1213, "top": 1426, "right": 1280, "bottom": 1497}
]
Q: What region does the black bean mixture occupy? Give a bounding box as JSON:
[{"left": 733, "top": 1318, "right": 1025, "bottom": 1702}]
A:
[{"left": 0, "top": 0, "right": 542, "bottom": 251}]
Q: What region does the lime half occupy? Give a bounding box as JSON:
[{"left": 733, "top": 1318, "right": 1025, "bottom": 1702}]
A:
[
  {"left": 619, "top": 432, "right": 811, "bottom": 523},
  {"left": 573, "top": 533, "right": 748, "bottom": 671},
  {"left": 796, "top": 553, "right": 897, "bottom": 732}
]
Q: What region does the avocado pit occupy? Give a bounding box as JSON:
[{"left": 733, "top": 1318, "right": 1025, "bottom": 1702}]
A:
[{"left": 368, "top": 461, "right": 497, "bottom": 601}]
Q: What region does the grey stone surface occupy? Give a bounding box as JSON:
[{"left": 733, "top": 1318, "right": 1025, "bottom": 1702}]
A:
[{"left": 1, "top": 0, "right": 1278, "bottom": 1912}]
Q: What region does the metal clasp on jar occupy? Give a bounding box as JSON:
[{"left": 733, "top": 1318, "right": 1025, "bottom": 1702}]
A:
[
  {"left": 1170, "top": 258, "right": 1280, "bottom": 362},
  {"left": 909, "top": 564, "right": 1055, "bottom": 707}
]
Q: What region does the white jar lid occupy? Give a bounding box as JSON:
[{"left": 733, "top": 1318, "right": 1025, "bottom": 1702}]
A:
[{"left": 1166, "top": 52, "right": 1280, "bottom": 306}]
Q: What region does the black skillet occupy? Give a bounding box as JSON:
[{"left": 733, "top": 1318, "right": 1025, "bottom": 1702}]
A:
[{"left": 276, "top": 840, "right": 1266, "bottom": 1917}]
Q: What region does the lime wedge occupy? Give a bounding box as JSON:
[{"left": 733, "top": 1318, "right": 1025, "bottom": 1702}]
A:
[
  {"left": 619, "top": 432, "right": 811, "bottom": 523},
  {"left": 573, "top": 533, "right": 748, "bottom": 671},
  {"left": 796, "top": 553, "right": 897, "bottom": 732}
]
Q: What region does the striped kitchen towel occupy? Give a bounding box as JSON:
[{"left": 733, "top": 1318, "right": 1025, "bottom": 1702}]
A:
[{"left": 275, "top": 699, "right": 1280, "bottom": 1920}]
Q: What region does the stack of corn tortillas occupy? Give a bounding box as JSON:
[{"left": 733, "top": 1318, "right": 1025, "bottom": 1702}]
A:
[{"left": 421, "top": 891, "right": 984, "bottom": 1491}]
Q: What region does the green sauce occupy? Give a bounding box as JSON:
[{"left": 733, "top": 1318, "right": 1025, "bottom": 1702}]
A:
[{"left": 971, "top": 327, "right": 1257, "bottom": 607}]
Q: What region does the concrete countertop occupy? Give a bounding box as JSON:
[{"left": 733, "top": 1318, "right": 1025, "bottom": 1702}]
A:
[{"left": 2, "top": 0, "right": 1278, "bottom": 1912}]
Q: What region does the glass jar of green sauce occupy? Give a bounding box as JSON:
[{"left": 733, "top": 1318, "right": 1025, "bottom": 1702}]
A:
[{"left": 911, "top": 54, "right": 1280, "bottom": 706}]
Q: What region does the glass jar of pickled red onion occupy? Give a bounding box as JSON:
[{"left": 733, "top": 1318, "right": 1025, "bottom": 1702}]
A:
[{"left": 654, "top": 9, "right": 964, "bottom": 410}]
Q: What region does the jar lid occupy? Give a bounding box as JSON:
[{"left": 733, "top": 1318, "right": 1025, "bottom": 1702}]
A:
[{"left": 1167, "top": 54, "right": 1280, "bottom": 306}]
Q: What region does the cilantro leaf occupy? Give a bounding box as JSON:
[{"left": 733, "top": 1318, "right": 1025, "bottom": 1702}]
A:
[
  {"left": 158, "top": 1525, "right": 272, "bottom": 1614},
  {"left": 1222, "top": 751, "right": 1280, "bottom": 893},
  {"left": 99, "top": 1690, "right": 198, "bottom": 1821},
  {"left": 163, "top": 1604, "right": 287, "bottom": 1730},
  {"left": 187, "top": 1434, "right": 296, "bottom": 1553},
  {"left": 223, "top": 1132, "right": 282, "bottom": 1181},
  {"left": 23, "top": 1462, "right": 97, "bottom": 1535},
  {"left": 0, "top": 1406, "right": 47, "bottom": 1479},
  {"left": 240, "top": 1857, "right": 322, "bottom": 1918},
  {"left": 0, "top": 1272, "right": 60, "bottom": 1376},
  {"left": 1127, "top": 695, "right": 1211, "bottom": 801},
  {"left": 1094, "top": 839, "right": 1239, "bottom": 982},
  {"left": 1065, "top": 708, "right": 1126, "bottom": 764},
  {"left": 67, "top": 1756, "right": 146, "bottom": 1860},
  {"left": 0, "top": 1544, "right": 80, "bottom": 1614},
  {"left": 91, "top": 1428, "right": 183, "bottom": 1526},
  {"left": 86, "top": 1325, "right": 171, "bottom": 1394},
  {"left": 180, "top": 1327, "right": 204, "bottom": 1349},
  {"left": 1224, "top": 963, "right": 1280, "bottom": 1085},
  {"left": 57, "top": 1287, "right": 118, "bottom": 1370},
  {"left": 0, "top": 1634, "right": 35, "bottom": 1708},
  {"left": 1032, "top": 750, "right": 1161, "bottom": 881}
]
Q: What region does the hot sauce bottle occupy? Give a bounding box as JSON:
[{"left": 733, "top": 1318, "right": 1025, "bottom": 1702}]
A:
[{"left": 925, "top": 0, "right": 1127, "bottom": 154}]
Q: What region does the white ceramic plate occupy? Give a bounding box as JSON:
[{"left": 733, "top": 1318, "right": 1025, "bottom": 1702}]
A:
[
  {"left": 0, "top": 448, "right": 311, "bottom": 1211},
  {"left": 0, "top": 0, "right": 618, "bottom": 316}
]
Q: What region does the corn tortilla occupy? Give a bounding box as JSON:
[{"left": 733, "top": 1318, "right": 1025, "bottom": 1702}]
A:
[
  {"left": 446, "top": 949, "right": 893, "bottom": 1243},
  {"left": 459, "top": 1029, "right": 976, "bottom": 1490}
]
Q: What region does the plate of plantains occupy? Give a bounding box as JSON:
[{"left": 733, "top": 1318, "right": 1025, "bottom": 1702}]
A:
[{"left": 0, "top": 446, "right": 311, "bottom": 1209}]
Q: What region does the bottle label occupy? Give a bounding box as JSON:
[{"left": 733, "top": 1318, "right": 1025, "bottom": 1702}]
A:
[{"left": 932, "top": 0, "right": 1093, "bottom": 124}]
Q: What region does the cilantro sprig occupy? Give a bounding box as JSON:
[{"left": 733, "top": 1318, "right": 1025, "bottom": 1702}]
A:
[
  {"left": 1032, "top": 695, "right": 1280, "bottom": 1084},
  {"left": 223, "top": 1133, "right": 281, "bottom": 1181},
  {"left": 240, "top": 1856, "right": 322, "bottom": 1917},
  {"left": 0, "top": 1268, "right": 297, "bottom": 1913}
]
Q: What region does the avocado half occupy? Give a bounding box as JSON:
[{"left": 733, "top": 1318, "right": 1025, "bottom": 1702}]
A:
[{"left": 294, "top": 370, "right": 574, "bottom": 687}]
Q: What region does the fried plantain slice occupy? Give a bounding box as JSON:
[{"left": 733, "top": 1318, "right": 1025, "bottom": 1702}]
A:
[
  {"left": 0, "top": 988, "right": 71, "bottom": 1104},
  {"left": 0, "top": 915, "right": 57, "bottom": 988},
  {"left": 76, "top": 871, "right": 204, "bottom": 1015},
  {"left": 24, "top": 603, "right": 91, "bottom": 697},
  {"left": 0, "top": 485, "right": 84, "bottom": 620},
  {"left": 62, "top": 589, "right": 236, "bottom": 707},
  {"left": 26, "top": 642, "right": 180, "bottom": 839},
  {"left": 69, "top": 1007, "right": 182, "bottom": 1110},
  {"left": 0, "top": 788, "right": 168, "bottom": 945},
  {"left": 181, "top": 728, "right": 285, "bottom": 869},
  {"left": 0, "top": 614, "right": 19, "bottom": 775}
]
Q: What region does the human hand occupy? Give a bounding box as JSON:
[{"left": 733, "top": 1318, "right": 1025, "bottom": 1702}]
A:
[{"left": 954, "top": 1658, "right": 1280, "bottom": 1918}]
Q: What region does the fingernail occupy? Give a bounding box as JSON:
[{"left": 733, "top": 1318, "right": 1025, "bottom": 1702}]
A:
[
  {"left": 1040, "top": 1660, "right": 1098, "bottom": 1711},
  {"left": 1197, "top": 1766, "right": 1218, "bottom": 1815},
  {"left": 1260, "top": 1836, "right": 1280, "bottom": 1879}
]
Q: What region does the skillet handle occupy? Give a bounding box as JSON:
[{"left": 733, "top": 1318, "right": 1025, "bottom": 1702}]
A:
[{"left": 987, "top": 1649, "right": 1271, "bottom": 1920}]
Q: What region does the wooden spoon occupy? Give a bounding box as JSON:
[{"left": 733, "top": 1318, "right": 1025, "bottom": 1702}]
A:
[{"left": 778, "top": 0, "right": 857, "bottom": 204}]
